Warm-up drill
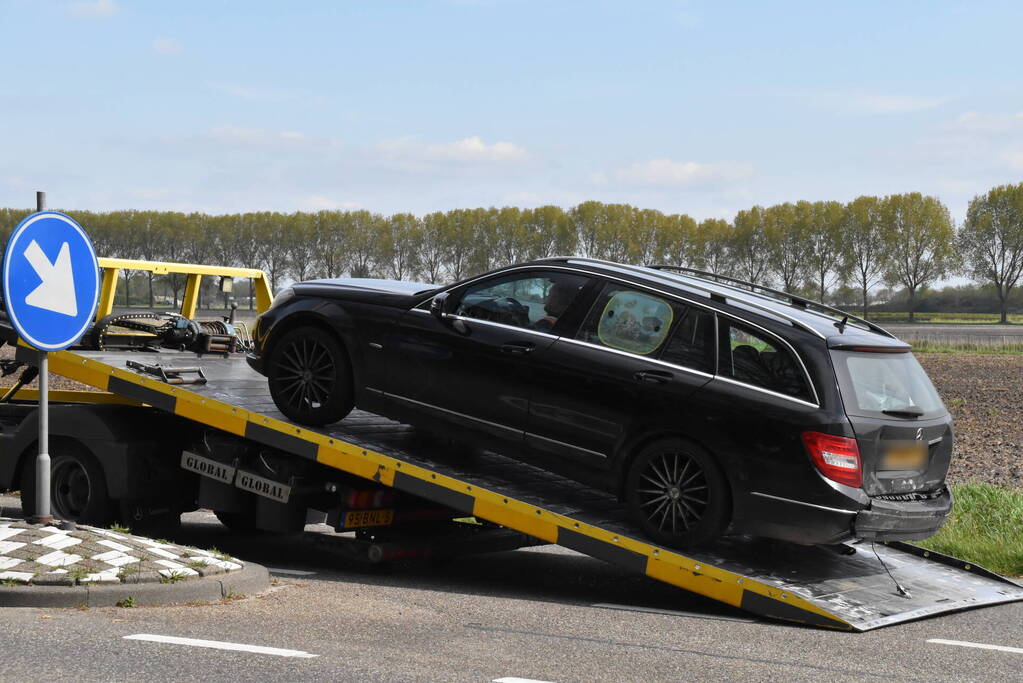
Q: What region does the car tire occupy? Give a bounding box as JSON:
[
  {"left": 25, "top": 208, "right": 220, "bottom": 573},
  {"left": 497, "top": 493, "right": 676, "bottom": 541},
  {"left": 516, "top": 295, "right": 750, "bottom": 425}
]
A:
[
  {"left": 19, "top": 440, "right": 115, "bottom": 526},
  {"left": 625, "top": 437, "right": 730, "bottom": 549},
  {"left": 267, "top": 325, "right": 354, "bottom": 426}
]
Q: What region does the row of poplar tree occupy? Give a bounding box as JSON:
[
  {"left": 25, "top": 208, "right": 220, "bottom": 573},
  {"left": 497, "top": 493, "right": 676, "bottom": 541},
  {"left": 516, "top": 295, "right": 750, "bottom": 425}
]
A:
[{"left": 1, "top": 183, "right": 1021, "bottom": 321}]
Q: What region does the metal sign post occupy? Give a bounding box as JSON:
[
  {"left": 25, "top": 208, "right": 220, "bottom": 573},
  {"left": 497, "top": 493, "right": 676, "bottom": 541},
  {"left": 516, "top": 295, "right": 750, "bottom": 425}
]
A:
[
  {"left": 2, "top": 192, "right": 100, "bottom": 524},
  {"left": 34, "top": 191, "right": 50, "bottom": 523}
]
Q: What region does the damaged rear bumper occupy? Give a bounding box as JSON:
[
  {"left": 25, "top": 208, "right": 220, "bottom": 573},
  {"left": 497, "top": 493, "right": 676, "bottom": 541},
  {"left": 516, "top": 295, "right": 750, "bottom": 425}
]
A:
[{"left": 855, "top": 486, "right": 953, "bottom": 541}]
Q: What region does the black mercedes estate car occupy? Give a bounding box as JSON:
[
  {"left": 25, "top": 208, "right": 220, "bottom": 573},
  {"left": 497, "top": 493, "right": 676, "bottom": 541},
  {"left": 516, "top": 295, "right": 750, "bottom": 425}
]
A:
[{"left": 247, "top": 258, "right": 953, "bottom": 549}]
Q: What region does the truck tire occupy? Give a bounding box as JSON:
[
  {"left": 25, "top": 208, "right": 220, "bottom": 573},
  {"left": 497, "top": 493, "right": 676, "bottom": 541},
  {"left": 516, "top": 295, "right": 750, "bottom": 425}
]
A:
[
  {"left": 20, "top": 440, "right": 115, "bottom": 526},
  {"left": 267, "top": 326, "right": 354, "bottom": 426}
]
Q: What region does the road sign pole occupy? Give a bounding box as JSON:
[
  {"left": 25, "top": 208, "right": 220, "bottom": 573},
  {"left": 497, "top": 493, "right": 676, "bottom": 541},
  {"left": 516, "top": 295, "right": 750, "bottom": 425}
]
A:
[{"left": 33, "top": 190, "right": 52, "bottom": 524}]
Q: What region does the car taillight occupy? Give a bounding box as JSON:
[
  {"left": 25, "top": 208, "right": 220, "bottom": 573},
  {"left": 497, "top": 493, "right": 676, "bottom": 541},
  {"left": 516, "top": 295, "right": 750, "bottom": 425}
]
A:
[{"left": 802, "top": 431, "right": 862, "bottom": 488}]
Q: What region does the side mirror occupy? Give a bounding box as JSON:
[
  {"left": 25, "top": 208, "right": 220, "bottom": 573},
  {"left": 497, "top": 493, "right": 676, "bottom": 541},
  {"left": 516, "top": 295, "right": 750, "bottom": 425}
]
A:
[{"left": 429, "top": 292, "right": 452, "bottom": 320}]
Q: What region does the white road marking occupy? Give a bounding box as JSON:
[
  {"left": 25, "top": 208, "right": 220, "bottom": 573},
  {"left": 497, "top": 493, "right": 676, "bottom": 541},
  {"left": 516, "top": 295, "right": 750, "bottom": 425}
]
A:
[
  {"left": 266, "top": 567, "right": 316, "bottom": 576},
  {"left": 928, "top": 638, "right": 1023, "bottom": 655},
  {"left": 493, "top": 678, "right": 555, "bottom": 683},
  {"left": 123, "top": 634, "right": 318, "bottom": 658}
]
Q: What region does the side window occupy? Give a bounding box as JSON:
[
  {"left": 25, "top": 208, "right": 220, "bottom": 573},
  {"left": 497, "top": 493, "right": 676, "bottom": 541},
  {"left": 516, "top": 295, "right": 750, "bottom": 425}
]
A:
[
  {"left": 578, "top": 284, "right": 676, "bottom": 355},
  {"left": 660, "top": 308, "right": 716, "bottom": 374},
  {"left": 455, "top": 272, "right": 588, "bottom": 331},
  {"left": 720, "top": 321, "right": 811, "bottom": 401}
]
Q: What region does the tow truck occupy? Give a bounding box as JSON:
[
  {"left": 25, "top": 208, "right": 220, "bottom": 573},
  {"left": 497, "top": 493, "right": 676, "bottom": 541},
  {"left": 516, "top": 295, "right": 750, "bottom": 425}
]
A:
[{"left": 1, "top": 258, "right": 1020, "bottom": 631}]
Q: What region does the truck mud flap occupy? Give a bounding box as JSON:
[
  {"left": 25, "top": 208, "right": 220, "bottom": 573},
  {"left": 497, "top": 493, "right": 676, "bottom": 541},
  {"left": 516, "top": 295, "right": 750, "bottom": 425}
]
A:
[{"left": 181, "top": 451, "right": 291, "bottom": 504}]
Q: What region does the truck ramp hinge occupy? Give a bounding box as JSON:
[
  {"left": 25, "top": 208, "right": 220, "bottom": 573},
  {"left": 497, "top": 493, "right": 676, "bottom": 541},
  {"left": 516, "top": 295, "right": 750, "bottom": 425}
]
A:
[{"left": 125, "top": 360, "right": 208, "bottom": 385}]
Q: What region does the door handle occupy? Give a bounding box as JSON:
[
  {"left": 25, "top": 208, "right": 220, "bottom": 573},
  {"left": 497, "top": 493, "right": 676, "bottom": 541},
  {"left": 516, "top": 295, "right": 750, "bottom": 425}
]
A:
[
  {"left": 501, "top": 342, "right": 536, "bottom": 355},
  {"left": 634, "top": 370, "right": 673, "bottom": 384}
]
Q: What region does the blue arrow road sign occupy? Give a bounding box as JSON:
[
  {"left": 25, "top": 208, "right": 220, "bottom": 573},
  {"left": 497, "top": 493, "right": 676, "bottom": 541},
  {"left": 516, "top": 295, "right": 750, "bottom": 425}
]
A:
[{"left": 3, "top": 211, "right": 100, "bottom": 351}]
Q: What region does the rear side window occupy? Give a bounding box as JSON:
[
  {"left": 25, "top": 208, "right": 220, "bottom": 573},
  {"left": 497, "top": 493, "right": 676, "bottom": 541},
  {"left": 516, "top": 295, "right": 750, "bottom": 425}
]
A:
[
  {"left": 578, "top": 285, "right": 675, "bottom": 355},
  {"left": 720, "top": 321, "right": 811, "bottom": 401},
  {"left": 660, "top": 308, "right": 716, "bottom": 374}
]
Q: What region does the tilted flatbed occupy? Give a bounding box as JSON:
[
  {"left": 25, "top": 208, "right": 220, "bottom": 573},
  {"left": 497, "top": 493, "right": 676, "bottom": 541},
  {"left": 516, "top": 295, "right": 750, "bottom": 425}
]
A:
[{"left": 8, "top": 344, "right": 1018, "bottom": 631}]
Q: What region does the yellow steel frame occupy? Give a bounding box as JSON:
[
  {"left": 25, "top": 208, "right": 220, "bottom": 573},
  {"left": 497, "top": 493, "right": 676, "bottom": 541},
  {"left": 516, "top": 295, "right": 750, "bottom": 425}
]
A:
[
  {"left": 95, "top": 258, "right": 274, "bottom": 320},
  {"left": 0, "top": 387, "right": 140, "bottom": 406}
]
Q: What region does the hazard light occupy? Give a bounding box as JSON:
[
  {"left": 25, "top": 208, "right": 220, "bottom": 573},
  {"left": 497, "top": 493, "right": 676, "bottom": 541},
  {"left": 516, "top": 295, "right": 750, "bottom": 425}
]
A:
[{"left": 802, "top": 431, "right": 862, "bottom": 488}]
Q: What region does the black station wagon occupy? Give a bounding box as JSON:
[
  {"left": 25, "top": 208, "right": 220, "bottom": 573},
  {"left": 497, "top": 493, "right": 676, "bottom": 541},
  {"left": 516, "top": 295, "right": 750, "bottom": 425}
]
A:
[{"left": 247, "top": 258, "right": 954, "bottom": 549}]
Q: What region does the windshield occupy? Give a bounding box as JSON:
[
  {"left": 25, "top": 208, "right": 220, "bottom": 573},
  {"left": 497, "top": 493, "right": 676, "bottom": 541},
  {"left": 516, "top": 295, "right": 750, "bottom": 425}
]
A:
[{"left": 831, "top": 351, "right": 945, "bottom": 418}]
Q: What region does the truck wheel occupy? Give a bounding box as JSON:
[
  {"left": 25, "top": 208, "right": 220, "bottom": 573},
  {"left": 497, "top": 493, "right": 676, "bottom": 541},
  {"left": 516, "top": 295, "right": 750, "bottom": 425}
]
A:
[
  {"left": 268, "top": 326, "right": 354, "bottom": 426},
  {"left": 625, "top": 437, "right": 730, "bottom": 549},
  {"left": 19, "top": 441, "right": 115, "bottom": 526}
]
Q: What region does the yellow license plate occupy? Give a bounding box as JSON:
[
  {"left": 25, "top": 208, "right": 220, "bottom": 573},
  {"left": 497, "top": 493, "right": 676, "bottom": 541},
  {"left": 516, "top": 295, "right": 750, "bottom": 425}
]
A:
[
  {"left": 342, "top": 509, "right": 395, "bottom": 529},
  {"left": 882, "top": 444, "right": 927, "bottom": 470}
]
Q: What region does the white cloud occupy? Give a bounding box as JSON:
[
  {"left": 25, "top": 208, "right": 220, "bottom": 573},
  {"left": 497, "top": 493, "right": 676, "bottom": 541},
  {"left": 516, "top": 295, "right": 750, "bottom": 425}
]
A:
[
  {"left": 302, "top": 196, "right": 362, "bottom": 210},
  {"left": 425, "top": 136, "right": 527, "bottom": 162},
  {"left": 914, "top": 110, "right": 1023, "bottom": 174},
  {"left": 205, "top": 82, "right": 296, "bottom": 103},
  {"left": 615, "top": 159, "right": 753, "bottom": 187},
  {"left": 152, "top": 38, "right": 183, "bottom": 56},
  {"left": 381, "top": 136, "right": 527, "bottom": 164},
  {"left": 205, "top": 125, "right": 311, "bottom": 147},
  {"left": 67, "top": 0, "right": 117, "bottom": 18},
  {"left": 796, "top": 90, "right": 950, "bottom": 115}
]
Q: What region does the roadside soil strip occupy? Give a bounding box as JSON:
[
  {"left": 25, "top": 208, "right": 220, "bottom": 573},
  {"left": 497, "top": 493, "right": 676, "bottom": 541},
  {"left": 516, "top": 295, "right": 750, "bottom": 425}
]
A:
[{"left": 123, "top": 634, "right": 318, "bottom": 658}]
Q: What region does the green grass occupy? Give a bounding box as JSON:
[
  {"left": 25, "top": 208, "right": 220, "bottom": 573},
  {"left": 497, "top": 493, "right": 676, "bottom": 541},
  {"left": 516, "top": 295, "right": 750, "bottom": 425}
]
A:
[
  {"left": 160, "top": 571, "right": 189, "bottom": 584},
  {"left": 115, "top": 596, "right": 137, "bottom": 608},
  {"left": 108, "top": 523, "right": 131, "bottom": 534},
  {"left": 868, "top": 312, "right": 1023, "bottom": 324},
  {"left": 911, "top": 340, "right": 1023, "bottom": 354},
  {"left": 914, "top": 483, "right": 1023, "bottom": 577}
]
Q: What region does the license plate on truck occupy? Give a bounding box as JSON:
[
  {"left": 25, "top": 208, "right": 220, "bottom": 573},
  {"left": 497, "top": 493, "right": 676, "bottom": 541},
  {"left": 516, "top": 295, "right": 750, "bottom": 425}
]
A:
[
  {"left": 882, "top": 443, "right": 927, "bottom": 470},
  {"left": 342, "top": 509, "right": 395, "bottom": 528}
]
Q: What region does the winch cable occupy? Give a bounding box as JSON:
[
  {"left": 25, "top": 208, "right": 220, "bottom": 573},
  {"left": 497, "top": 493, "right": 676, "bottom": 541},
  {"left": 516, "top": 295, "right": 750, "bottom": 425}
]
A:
[{"left": 872, "top": 541, "right": 913, "bottom": 599}]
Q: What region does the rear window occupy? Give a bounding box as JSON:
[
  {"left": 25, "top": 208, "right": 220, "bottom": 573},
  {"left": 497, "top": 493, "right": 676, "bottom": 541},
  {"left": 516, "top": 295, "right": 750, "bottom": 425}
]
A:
[{"left": 831, "top": 351, "right": 945, "bottom": 418}]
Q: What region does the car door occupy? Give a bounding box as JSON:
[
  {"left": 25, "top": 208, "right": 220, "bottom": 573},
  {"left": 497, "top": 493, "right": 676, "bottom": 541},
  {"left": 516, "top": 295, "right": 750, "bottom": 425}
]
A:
[
  {"left": 526, "top": 281, "right": 716, "bottom": 469},
  {"left": 383, "top": 269, "right": 591, "bottom": 444}
]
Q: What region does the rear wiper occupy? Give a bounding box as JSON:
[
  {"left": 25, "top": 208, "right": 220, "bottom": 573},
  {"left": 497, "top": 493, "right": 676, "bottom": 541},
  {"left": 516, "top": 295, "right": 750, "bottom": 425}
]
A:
[{"left": 882, "top": 408, "right": 924, "bottom": 418}]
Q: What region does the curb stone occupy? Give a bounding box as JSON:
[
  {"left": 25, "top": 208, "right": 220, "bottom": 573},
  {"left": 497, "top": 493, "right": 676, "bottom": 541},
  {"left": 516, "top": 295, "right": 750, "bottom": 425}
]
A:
[
  {"left": 0, "top": 562, "right": 270, "bottom": 608},
  {"left": 0, "top": 517, "right": 270, "bottom": 607}
]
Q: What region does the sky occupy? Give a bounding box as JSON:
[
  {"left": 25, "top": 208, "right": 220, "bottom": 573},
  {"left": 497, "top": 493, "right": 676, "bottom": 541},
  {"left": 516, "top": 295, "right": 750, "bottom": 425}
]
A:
[{"left": 2, "top": 0, "right": 1022, "bottom": 224}]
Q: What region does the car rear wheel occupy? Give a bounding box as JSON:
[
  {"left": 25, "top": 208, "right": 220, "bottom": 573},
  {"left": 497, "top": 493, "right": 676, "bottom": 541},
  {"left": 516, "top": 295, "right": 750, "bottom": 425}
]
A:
[
  {"left": 625, "top": 438, "right": 730, "bottom": 549},
  {"left": 268, "top": 326, "right": 354, "bottom": 426}
]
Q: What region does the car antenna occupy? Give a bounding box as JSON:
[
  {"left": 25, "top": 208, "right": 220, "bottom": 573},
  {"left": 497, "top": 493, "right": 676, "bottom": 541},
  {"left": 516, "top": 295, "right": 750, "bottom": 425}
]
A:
[{"left": 834, "top": 315, "right": 849, "bottom": 334}]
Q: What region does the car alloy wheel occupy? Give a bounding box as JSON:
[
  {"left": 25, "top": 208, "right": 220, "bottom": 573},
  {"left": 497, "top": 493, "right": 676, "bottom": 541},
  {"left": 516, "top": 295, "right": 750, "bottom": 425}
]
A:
[
  {"left": 625, "top": 437, "right": 730, "bottom": 549},
  {"left": 274, "top": 336, "right": 337, "bottom": 413},
  {"left": 635, "top": 451, "right": 709, "bottom": 535},
  {"left": 268, "top": 326, "right": 354, "bottom": 426}
]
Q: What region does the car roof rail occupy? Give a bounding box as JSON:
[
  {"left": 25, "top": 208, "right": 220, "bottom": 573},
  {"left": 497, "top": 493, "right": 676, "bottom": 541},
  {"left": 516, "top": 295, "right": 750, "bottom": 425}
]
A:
[
  {"left": 532, "top": 256, "right": 827, "bottom": 339},
  {"left": 649, "top": 265, "right": 896, "bottom": 339}
]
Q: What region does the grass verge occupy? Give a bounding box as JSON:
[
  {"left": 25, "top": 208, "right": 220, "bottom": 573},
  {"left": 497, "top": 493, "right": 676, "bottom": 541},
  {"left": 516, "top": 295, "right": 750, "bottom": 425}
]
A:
[
  {"left": 910, "top": 340, "right": 1023, "bottom": 354},
  {"left": 914, "top": 483, "right": 1023, "bottom": 577}
]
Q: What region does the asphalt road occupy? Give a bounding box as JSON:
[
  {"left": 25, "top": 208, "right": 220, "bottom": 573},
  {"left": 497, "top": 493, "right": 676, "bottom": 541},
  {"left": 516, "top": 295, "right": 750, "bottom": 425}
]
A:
[{"left": 2, "top": 498, "right": 1022, "bottom": 682}]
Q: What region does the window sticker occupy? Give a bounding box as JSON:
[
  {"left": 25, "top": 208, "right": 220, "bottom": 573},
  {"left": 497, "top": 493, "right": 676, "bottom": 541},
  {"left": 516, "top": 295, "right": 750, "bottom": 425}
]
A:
[{"left": 596, "top": 291, "right": 673, "bottom": 355}]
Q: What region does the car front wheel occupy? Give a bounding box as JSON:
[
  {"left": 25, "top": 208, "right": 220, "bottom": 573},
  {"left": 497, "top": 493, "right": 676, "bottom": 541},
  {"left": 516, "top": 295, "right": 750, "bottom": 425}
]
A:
[
  {"left": 625, "top": 437, "right": 730, "bottom": 549},
  {"left": 267, "top": 326, "right": 354, "bottom": 426}
]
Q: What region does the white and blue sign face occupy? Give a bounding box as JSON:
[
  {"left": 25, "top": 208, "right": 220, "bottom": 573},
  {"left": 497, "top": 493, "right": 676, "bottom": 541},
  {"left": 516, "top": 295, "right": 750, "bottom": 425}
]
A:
[{"left": 3, "top": 211, "right": 100, "bottom": 351}]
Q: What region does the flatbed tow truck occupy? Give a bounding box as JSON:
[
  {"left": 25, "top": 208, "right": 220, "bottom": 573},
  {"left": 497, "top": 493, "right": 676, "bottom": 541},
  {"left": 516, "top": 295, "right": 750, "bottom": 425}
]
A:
[{"left": 1, "top": 258, "right": 1021, "bottom": 631}]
